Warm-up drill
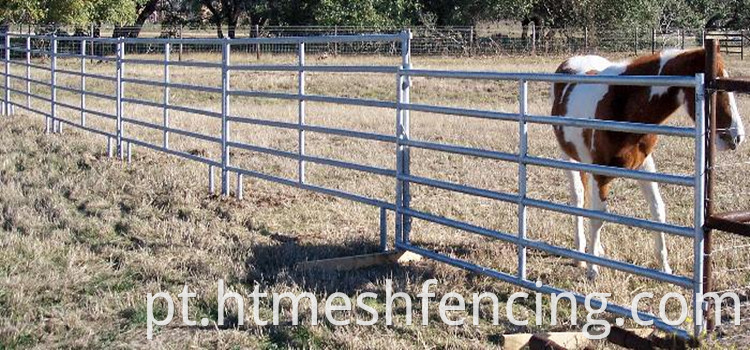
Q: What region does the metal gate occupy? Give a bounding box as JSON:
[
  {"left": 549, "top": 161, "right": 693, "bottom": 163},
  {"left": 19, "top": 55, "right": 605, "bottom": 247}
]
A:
[{"left": 1, "top": 30, "right": 707, "bottom": 339}]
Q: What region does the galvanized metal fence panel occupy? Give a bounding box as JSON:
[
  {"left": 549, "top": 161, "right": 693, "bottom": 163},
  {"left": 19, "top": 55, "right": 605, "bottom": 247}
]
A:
[{"left": 0, "top": 30, "right": 708, "bottom": 339}]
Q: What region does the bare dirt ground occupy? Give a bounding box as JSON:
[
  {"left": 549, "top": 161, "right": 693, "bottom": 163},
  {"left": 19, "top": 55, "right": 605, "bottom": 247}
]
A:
[{"left": 1, "top": 51, "right": 749, "bottom": 349}]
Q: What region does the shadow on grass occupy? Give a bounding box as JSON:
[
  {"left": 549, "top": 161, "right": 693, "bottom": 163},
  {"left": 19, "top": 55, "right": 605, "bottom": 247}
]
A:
[{"left": 244, "top": 233, "right": 438, "bottom": 296}]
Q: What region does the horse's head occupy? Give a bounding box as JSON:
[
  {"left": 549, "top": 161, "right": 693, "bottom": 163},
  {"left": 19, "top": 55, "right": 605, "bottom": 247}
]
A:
[{"left": 715, "top": 60, "right": 746, "bottom": 151}]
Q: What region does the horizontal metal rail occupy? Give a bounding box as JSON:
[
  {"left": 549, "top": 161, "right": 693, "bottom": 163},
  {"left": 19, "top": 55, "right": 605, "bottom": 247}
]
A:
[
  {"left": 401, "top": 103, "right": 694, "bottom": 137},
  {"left": 7, "top": 47, "right": 48, "bottom": 55},
  {"left": 7, "top": 73, "right": 52, "bottom": 87},
  {"left": 7, "top": 87, "right": 52, "bottom": 103},
  {"left": 403, "top": 138, "right": 517, "bottom": 162},
  {"left": 525, "top": 155, "right": 693, "bottom": 186},
  {"left": 401, "top": 207, "right": 693, "bottom": 287},
  {"left": 121, "top": 77, "right": 222, "bottom": 94},
  {"left": 229, "top": 90, "right": 397, "bottom": 109},
  {"left": 56, "top": 85, "right": 117, "bottom": 101},
  {"left": 402, "top": 173, "right": 519, "bottom": 203},
  {"left": 229, "top": 64, "right": 399, "bottom": 74},
  {"left": 524, "top": 197, "right": 694, "bottom": 237},
  {"left": 403, "top": 69, "right": 697, "bottom": 87},
  {"left": 120, "top": 33, "right": 403, "bottom": 45},
  {"left": 56, "top": 68, "right": 118, "bottom": 82},
  {"left": 228, "top": 140, "right": 395, "bottom": 177},
  {"left": 9, "top": 60, "right": 51, "bottom": 71},
  {"left": 7, "top": 100, "right": 51, "bottom": 117},
  {"left": 7, "top": 33, "right": 403, "bottom": 45},
  {"left": 526, "top": 114, "right": 695, "bottom": 137},
  {"left": 122, "top": 58, "right": 222, "bottom": 69},
  {"left": 55, "top": 116, "right": 117, "bottom": 138},
  {"left": 403, "top": 138, "right": 693, "bottom": 186},
  {"left": 121, "top": 97, "right": 222, "bottom": 119},
  {"left": 396, "top": 242, "right": 689, "bottom": 339},
  {"left": 122, "top": 117, "right": 221, "bottom": 143},
  {"left": 55, "top": 99, "right": 116, "bottom": 120},
  {"left": 56, "top": 53, "right": 118, "bottom": 61},
  {"left": 400, "top": 173, "right": 693, "bottom": 237},
  {"left": 227, "top": 165, "right": 395, "bottom": 210},
  {"left": 123, "top": 136, "right": 220, "bottom": 167},
  {"left": 227, "top": 115, "right": 397, "bottom": 143}
]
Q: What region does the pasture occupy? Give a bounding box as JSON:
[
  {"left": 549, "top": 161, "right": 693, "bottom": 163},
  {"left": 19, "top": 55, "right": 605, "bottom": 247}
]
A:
[{"left": 1, "top": 50, "right": 749, "bottom": 348}]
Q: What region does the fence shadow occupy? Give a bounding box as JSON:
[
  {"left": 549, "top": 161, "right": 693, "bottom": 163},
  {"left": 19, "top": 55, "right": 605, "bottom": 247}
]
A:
[{"left": 244, "top": 234, "right": 438, "bottom": 296}]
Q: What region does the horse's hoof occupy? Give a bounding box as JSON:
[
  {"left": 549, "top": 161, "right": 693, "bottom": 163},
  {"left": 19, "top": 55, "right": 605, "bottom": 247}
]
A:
[
  {"left": 586, "top": 267, "right": 599, "bottom": 281},
  {"left": 575, "top": 260, "right": 587, "bottom": 269}
]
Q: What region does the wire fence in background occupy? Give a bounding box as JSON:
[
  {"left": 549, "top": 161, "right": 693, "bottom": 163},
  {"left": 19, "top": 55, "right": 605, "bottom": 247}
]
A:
[{"left": 4, "top": 23, "right": 748, "bottom": 58}]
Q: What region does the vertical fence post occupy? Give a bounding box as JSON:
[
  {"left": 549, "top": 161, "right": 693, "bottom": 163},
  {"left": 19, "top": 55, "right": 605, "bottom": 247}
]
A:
[
  {"left": 702, "top": 38, "right": 718, "bottom": 333},
  {"left": 395, "top": 30, "right": 412, "bottom": 246},
  {"left": 741, "top": 31, "right": 744, "bottom": 60},
  {"left": 470, "top": 25, "right": 476, "bottom": 55},
  {"left": 48, "top": 36, "right": 57, "bottom": 133},
  {"left": 80, "top": 39, "right": 86, "bottom": 126},
  {"left": 298, "top": 41, "right": 306, "bottom": 184},
  {"left": 163, "top": 42, "right": 170, "bottom": 148},
  {"left": 255, "top": 25, "right": 260, "bottom": 60},
  {"left": 651, "top": 28, "right": 656, "bottom": 54},
  {"left": 209, "top": 165, "right": 215, "bottom": 194},
  {"left": 3, "top": 33, "right": 10, "bottom": 116},
  {"left": 517, "top": 79, "right": 528, "bottom": 280},
  {"left": 584, "top": 26, "right": 589, "bottom": 53},
  {"left": 333, "top": 26, "right": 338, "bottom": 57},
  {"left": 178, "top": 25, "right": 183, "bottom": 62},
  {"left": 530, "top": 23, "right": 535, "bottom": 55},
  {"left": 25, "top": 36, "right": 30, "bottom": 110},
  {"left": 89, "top": 24, "right": 94, "bottom": 64},
  {"left": 681, "top": 29, "right": 686, "bottom": 50},
  {"left": 116, "top": 38, "right": 124, "bottom": 159},
  {"left": 220, "top": 39, "right": 230, "bottom": 196},
  {"left": 692, "top": 72, "right": 707, "bottom": 338},
  {"left": 237, "top": 173, "right": 243, "bottom": 200},
  {"left": 380, "top": 207, "right": 387, "bottom": 252}
]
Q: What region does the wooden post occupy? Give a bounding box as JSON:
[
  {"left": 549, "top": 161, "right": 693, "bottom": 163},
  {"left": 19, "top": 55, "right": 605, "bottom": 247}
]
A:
[
  {"left": 470, "top": 25, "right": 475, "bottom": 55},
  {"left": 741, "top": 31, "right": 745, "bottom": 60},
  {"left": 529, "top": 23, "right": 535, "bottom": 55},
  {"left": 681, "top": 29, "right": 686, "bottom": 49},
  {"left": 584, "top": 26, "right": 588, "bottom": 52},
  {"left": 333, "top": 25, "right": 338, "bottom": 56},
  {"left": 651, "top": 28, "right": 656, "bottom": 54},
  {"left": 178, "top": 24, "right": 183, "bottom": 62},
  {"left": 703, "top": 38, "right": 718, "bottom": 333},
  {"left": 255, "top": 24, "right": 260, "bottom": 60}
]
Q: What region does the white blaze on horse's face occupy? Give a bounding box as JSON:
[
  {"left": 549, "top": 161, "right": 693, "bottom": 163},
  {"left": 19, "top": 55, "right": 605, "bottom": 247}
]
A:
[{"left": 716, "top": 69, "right": 746, "bottom": 151}]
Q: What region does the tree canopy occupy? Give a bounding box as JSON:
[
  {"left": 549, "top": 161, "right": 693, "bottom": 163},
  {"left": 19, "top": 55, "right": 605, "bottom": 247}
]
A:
[{"left": 2, "top": 0, "right": 750, "bottom": 35}]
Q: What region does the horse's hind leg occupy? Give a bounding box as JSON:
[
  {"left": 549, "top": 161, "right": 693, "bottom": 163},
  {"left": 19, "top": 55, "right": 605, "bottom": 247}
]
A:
[
  {"left": 564, "top": 155, "right": 587, "bottom": 268},
  {"left": 637, "top": 155, "right": 672, "bottom": 274}
]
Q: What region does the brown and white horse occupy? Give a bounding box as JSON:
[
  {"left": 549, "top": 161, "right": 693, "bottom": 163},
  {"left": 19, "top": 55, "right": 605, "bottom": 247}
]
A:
[{"left": 551, "top": 49, "right": 745, "bottom": 280}]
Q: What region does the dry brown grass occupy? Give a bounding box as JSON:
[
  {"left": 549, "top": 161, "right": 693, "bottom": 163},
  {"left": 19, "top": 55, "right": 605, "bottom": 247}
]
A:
[{"left": 1, "top": 51, "right": 749, "bottom": 349}]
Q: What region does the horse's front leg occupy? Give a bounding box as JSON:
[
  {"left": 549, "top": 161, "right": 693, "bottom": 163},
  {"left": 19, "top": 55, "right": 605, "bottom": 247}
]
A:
[
  {"left": 637, "top": 155, "right": 672, "bottom": 274},
  {"left": 563, "top": 154, "right": 587, "bottom": 268},
  {"left": 586, "top": 173, "right": 611, "bottom": 281}
]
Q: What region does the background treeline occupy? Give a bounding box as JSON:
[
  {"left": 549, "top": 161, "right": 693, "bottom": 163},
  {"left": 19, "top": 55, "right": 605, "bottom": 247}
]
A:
[{"left": 2, "top": 0, "right": 750, "bottom": 38}]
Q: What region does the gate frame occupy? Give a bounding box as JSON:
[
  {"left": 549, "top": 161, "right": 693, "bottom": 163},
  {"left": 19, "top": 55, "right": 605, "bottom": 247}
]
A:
[
  {"left": 0, "top": 30, "right": 716, "bottom": 342},
  {"left": 701, "top": 38, "right": 750, "bottom": 333}
]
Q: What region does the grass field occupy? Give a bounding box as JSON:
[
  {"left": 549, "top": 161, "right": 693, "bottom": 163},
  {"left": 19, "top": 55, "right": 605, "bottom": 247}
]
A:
[{"left": 1, "top": 49, "right": 749, "bottom": 349}]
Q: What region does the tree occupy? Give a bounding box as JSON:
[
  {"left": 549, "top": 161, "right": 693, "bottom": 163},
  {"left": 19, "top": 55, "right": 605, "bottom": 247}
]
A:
[
  {"left": 0, "top": 0, "right": 45, "bottom": 24},
  {"left": 110, "top": 0, "right": 161, "bottom": 38}
]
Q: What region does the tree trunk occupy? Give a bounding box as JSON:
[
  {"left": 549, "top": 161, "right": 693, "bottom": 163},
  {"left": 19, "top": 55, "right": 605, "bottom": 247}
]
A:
[{"left": 111, "top": 0, "right": 159, "bottom": 38}]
